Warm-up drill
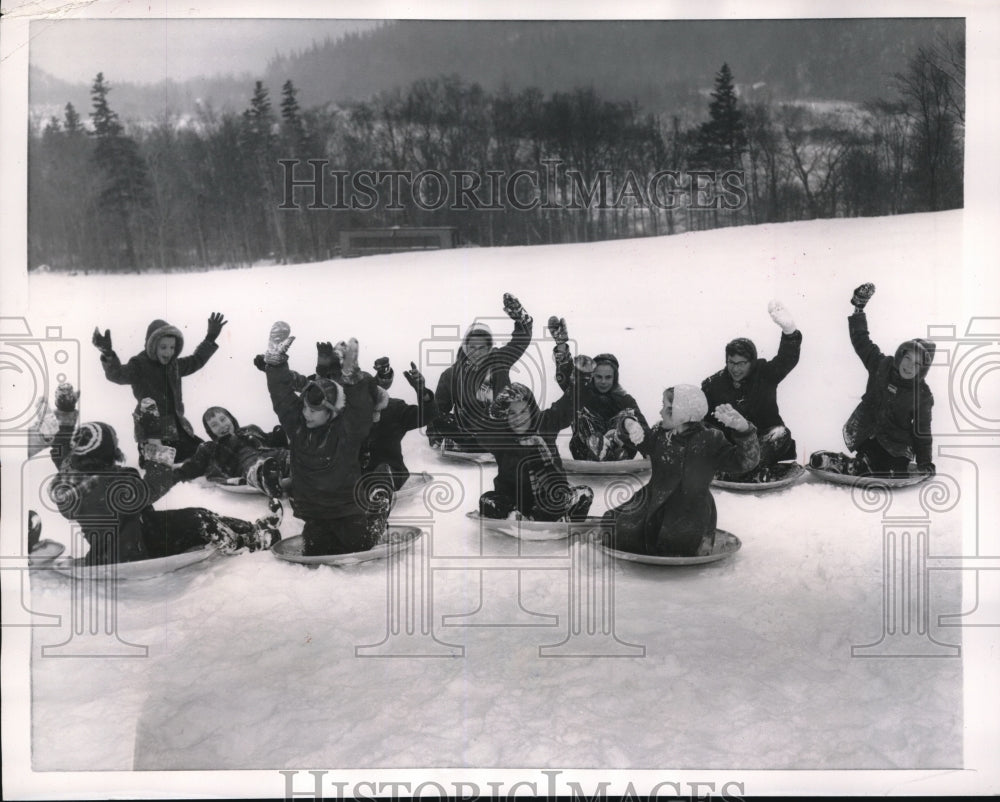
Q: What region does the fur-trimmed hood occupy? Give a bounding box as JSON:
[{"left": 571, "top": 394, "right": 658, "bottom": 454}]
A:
[{"left": 144, "top": 319, "right": 184, "bottom": 361}]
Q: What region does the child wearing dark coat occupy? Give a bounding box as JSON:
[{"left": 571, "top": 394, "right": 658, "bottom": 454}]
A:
[
  {"left": 548, "top": 316, "right": 650, "bottom": 461},
  {"left": 359, "top": 358, "right": 438, "bottom": 491},
  {"left": 478, "top": 357, "right": 595, "bottom": 522},
  {"left": 701, "top": 300, "right": 802, "bottom": 481},
  {"left": 602, "top": 386, "right": 759, "bottom": 557},
  {"left": 43, "top": 384, "right": 280, "bottom": 565},
  {"left": 92, "top": 313, "right": 227, "bottom": 463},
  {"left": 174, "top": 407, "right": 290, "bottom": 496},
  {"left": 262, "top": 323, "right": 389, "bottom": 556},
  {"left": 810, "top": 284, "right": 936, "bottom": 478},
  {"left": 427, "top": 292, "right": 534, "bottom": 453}
]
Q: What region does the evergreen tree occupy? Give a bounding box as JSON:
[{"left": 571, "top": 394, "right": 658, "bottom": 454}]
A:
[
  {"left": 692, "top": 63, "right": 747, "bottom": 171},
  {"left": 90, "top": 73, "right": 152, "bottom": 269}
]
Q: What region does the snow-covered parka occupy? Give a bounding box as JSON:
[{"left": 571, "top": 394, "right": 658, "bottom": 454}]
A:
[
  {"left": 433, "top": 319, "right": 533, "bottom": 438},
  {"left": 701, "top": 330, "right": 802, "bottom": 433},
  {"left": 175, "top": 407, "right": 286, "bottom": 481},
  {"left": 604, "top": 386, "right": 760, "bottom": 557},
  {"left": 99, "top": 319, "right": 218, "bottom": 444},
  {"left": 844, "top": 312, "right": 935, "bottom": 464},
  {"left": 47, "top": 418, "right": 177, "bottom": 564},
  {"left": 554, "top": 349, "right": 651, "bottom": 449},
  {"left": 487, "top": 380, "right": 581, "bottom": 520},
  {"left": 360, "top": 389, "right": 438, "bottom": 486},
  {"left": 266, "top": 360, "right": 376, "bottom": 520}
]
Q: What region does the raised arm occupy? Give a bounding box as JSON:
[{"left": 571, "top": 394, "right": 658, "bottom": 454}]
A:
[
  {"left": 262, "top": 322, "right": 301, "bottom": 433},
  {"left": 176, "top": 313, "right": 225, "bottom": 378},
  {"left": 397, "top": 362, "right": 439, "bottom": 431},
  {"left": 711, "top": 404, "right": 761, "bottom": 475},
  {"left": 762, "top": 300, "right": 802, "bottom": 382},
  {"left": 494, "top": 292, "right": 534, "bottom": 366}
]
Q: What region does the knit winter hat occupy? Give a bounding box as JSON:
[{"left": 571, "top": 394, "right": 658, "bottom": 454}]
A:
[
  {"left": 592, "top": 353, "right": 621, "bottom": 389},
  {"left": 725, "top": 338, "right": 757, "bottom": 363},
  {"left": 463, "top": 324, "right": 494, "bottom": 352},
  {"left": 668, "top": 385, "right": 709, "bottom": 426},
  {"left": 301, "top": 378, "right": 346, "bottom": 417},
  {"left": 144, "top": 319, "right": 185, "bottom": 361},
  {"left": 70, "top": 421, "right": 120, "bottom": 465},
  {"left": 202, "top": 406, "right": 239, "bottom": 439},
  {"left": 894, "top": 339, "right": 937, "bottom": 380}
]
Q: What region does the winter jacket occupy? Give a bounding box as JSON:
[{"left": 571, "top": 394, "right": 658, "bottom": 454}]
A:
[
  {"left": 605, "top": 421, "right": 759, "bottom": 557},
  {"left": 433, "top": 319, "right": 533, "bottom": 438},
  {"left": 47, "top": 419, "right": 177, "bottom": 564},
  {"left": 176, "top": 408, "right": 286, "bottom": 481},
  {"left": 360, "top": 390, "right": 438, "bottom": 483},
  {"left": 267, "top": 360, "right": 376, "bottom": 520},
  {"left": 701, "top": 330, "right": 802, "bottom": 433},
  {"left": 844, "top": 313, "right": 934, "bottom": 464},
  {"left": 488, "top": 384, "right": 579, "bottom": 520},
  {"left": 554, "top": 348, "right": 650, "bottom": 456},
  {"left": 99, "top": 319, "right": 218, "bottom": 444}
]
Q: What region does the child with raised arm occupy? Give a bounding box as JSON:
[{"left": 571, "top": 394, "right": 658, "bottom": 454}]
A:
[
  {"left": 701, "top": 300, "right": 802, "bottom": 481},
  {"left": 603, "top": 387, "right": 759, "bottom": 557},
  {"left": 41, "top": 383, "right": 280, "bottom": 564},
  {"left": 92, "top": 313, "right": 227, "bottom": 463},
  {"left": 810, "top": 284, "right": 936, "bottom": 478},
  {"left": 262, "top": 323, "right": 389, "bottom": 555},
  {"left": 547, "top": 316, "right": 650, "bottom": 461},
  {"left": 427, "top": 292, "right": 534, "bottom": 453}
]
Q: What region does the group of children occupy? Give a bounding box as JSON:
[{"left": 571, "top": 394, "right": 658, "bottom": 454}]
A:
[{"left": 32, "top": 283, "right": 936, "bottom": 563}]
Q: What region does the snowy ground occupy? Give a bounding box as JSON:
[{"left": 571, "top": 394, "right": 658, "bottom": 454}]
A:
[{"left": 5, "top": 211, "right": 994, "bottom": 790}]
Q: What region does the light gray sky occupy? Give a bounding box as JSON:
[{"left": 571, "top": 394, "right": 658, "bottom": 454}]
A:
[{"left": 29, "top": 19, "right": 379, "bottom": 85}]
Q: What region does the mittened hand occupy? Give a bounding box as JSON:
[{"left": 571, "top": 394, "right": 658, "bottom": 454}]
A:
[
  {"left": 767, "top": 300, "right": 797, "bottom": 335},
  {"left": 851, "top": 283, "right": 876, "bottom": 310},
  {"left": 374, "top": 356, "right": 394, "bottom": 388},
  {"left": 547, "top": 316, "right": 569, "bottom": 345},
  {"left": 916, "top": 462, "right": 936, "bottom": 477},
  {"left": 502, "top": 293, "right": 532, "bottom": 326},
  {"left": 713, "top": 403, "right": 750, "bottom": 432},
  {"left": 403, "top": 361, "right": 425, "bottom": 392},
  {"left": 264, "top": 321, "right": 295, "bottom": 365},
  {"left": 92, "top": 327, "right": 113, "bottom": 355},
  {"left": 339, "top": 338, "right": 361, "bottom": 384},
  {"left": 253, "top": 354, "right": 267, "bottom": 372},
  {"left": 54, "top": 383, "right": 79, "bottom": 412},
  {"left": 574, "top": 355, "right": 595, "bottom": 374},
  {"left": 489, "top": 387, "right": 515, "bottom": 420},
  {"left": 206, "top": 312, "right": 227, "bottom": 342},
  {"left": 623, "top": 417, "right": 645, "bottom": 445}
]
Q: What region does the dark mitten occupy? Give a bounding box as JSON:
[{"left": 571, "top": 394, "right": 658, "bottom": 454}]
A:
[
  {"left": 850, "top": 283, "right": 875, "bottom": 311},
  {"left": 92, "top": 327, "right": 113, "bottom": 356},
  {"left": 206, "top": 312, "right": 227, "bottom": 342},
  {"left": 374, "top": 357, "right": 394, "bottom": 389}
]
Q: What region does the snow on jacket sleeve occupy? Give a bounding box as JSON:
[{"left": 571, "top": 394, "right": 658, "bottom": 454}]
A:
[
  {"left": 266, "top": 361, "right": 304, "bottom": 436},
  {"left": 848, "top": 312, "right": 884, "bottom": 374},
  {"left": 494, "top": 318, "right": 534, "bottom": 367},
  {"left": 176, "top": 338, "right": 219, "bottom": 378},
  {"left": 761, "top": 329, "right": 802, "bottom": 383},
  {"left": 712, "top": 424, "right": 760, "bottom": 475},
  {"left": 434, "top": 366, "right": 455, "bottom": 414}
]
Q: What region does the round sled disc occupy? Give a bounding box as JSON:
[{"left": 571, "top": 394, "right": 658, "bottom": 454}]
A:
[
  {"left": 271, "top": 526, "right": 423, "bottom": 567},
  {"left": 805, "top": 464, "right": 929, "bottom": 488},
  {"left": 562, "top": 457, "right": 651, "bottom": 475},
  {"left": 712, "top": 462, "right": 806, "bottom": 492},
  {"left": 49, "top": 544, "right": 217, "bottom": 582},
  {"left": 210, "top": 478, "right": 264, "bottom": 495},
  {"left": 600, "top": 530, "right": 742, "bottom": 566},
  {"left": 466, "top": 510, "right": 608, "bottom": 541},
  {"left": 28, "top": 540, "right": 66, "bottom": 566},
  {"left": 435, "top": 448, "right": 495, "bottom": 465}
]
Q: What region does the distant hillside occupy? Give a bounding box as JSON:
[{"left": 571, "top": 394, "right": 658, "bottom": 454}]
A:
[{"left": 30, "top": 18, "right": 963, "bottom": 125}]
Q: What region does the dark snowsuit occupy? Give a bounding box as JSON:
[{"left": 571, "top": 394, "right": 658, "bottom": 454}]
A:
[
  {"left": 479, "top": 382, "right": 591, "bottom": 522},
  {"left": 429, "top": 319, "right": 533, "bottom": 451},
  {"left": 360, "top": 390, "right": 438, "bottom": 490},
  {"left": 701, "top": 330, "right": 801, "bottom": 467},
  {"left": 603, "top": 422, "right": 760, "bottom": 557},
  {"left": 99, "top": 319, "right": 218, "bottom": 461},
  {"left": 844, "top": 312, "right": 934, "bottom": 471},
  {"left": 554, "top": 349, "right": 650, "bottom": 461},
  {"left": 175, "top": 408, "right": 289, "bottom": 487},
  {"left": 266, "top": 361, "right": 382, "bottom": 555},
  {"left": 47, "top": 419, "right": 258, "bottom": 564}
]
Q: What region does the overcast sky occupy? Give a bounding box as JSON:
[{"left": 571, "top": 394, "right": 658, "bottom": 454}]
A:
[{"left": 29, "top": 19, "right": 379, "bottom": 85}]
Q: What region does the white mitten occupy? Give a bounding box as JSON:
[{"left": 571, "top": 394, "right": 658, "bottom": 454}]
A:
[
  {"left": 713, "top": 403, "right": 750, "bottom": 432},
  {"left": 264, "top": 321, "right": 295, "bottom": 365},
  {"left": 767, "top": 300, "right": 797, "bottom": 335},
  {"left": 623, "top": 417, "right": 645, "bottom": 445}
]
